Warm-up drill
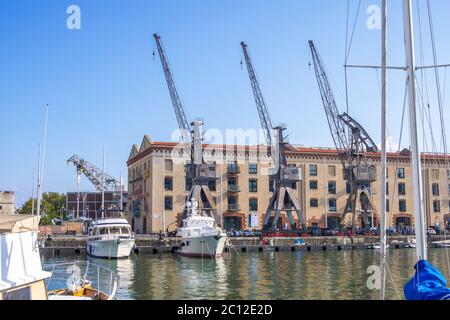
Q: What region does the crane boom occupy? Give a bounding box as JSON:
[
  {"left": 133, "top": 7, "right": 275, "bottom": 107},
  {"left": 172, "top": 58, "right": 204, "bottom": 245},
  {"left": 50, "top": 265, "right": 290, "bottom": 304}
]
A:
[
  {"left": 153, "top": 33, "right": 191, "bottom": 143},
  {"left": 308, "top": 40, "right": 351, "bottom": 166},
  {"left": 309, "top": 40, "right": 378, "bottom": 232},
  {"left": 241, "top": 41, "right": 304, "bottom": 230},
  {"left": 67, "top": 155, "right": 120, "bottom": 192},
  {"left": 240, "top": 42, "right": 274, "bottom": 150}
]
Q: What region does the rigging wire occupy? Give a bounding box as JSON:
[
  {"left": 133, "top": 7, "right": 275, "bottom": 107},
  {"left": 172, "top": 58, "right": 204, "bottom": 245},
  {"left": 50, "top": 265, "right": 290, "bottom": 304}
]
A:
[
  {"left": 426, "top": 0, "right": 450, "bottom": 278},
  {"left": 343, "top": 0, "right": 362, "bottom": 115}
]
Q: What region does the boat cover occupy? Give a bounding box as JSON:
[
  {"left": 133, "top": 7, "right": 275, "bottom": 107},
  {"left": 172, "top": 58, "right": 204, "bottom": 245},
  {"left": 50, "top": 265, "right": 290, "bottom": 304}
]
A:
[{"left": 404, "top": 260, "right": 450, "bottom": 300}]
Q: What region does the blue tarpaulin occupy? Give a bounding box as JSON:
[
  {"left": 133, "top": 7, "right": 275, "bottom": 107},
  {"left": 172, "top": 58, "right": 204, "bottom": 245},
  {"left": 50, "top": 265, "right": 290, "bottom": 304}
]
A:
[{"left": 404, "top": 260, "right": 450, "bottom": 300}]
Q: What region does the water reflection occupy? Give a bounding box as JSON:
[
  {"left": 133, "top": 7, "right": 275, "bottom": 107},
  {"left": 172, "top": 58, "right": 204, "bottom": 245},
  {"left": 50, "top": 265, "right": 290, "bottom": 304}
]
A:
[{"left": 41, "top": 248, "right": 450, "bottom": 300}]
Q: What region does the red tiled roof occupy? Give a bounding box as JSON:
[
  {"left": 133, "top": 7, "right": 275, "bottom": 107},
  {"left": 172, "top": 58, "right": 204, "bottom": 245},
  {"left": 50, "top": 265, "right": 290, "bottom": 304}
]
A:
[{"left": 127, "top": 140, "right": 450, "bottom": 165}]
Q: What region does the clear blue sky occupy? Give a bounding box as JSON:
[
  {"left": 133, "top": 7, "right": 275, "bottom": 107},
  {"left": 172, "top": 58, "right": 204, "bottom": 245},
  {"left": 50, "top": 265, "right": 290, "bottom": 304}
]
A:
[{"left": 1, "top": 0, "right": 450, "bottom": 205}]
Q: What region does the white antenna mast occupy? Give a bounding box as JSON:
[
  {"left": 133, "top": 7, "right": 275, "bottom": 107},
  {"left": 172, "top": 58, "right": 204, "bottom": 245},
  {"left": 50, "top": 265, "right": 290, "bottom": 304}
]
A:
[
  {"left": 36, "top": 104, "right": 49, "bottom": 220},
  {"left": 380, "top": 0, "right": 388, "bottom": 301},
  {"left": 403, "top": 0, "right": 427, "bottom": 261}
]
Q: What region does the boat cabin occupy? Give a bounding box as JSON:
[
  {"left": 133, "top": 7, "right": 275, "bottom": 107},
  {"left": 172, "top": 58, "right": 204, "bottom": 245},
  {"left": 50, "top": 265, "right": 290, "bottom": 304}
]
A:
[{"left": 0, "top": 215, "right": 51, "bottom": 300}]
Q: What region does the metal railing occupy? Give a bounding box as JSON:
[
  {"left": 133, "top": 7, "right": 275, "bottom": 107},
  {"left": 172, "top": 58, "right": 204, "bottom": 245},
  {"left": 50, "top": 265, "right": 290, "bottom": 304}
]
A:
[
  {"left": 227, "top": 204, "right": 241, "bottom": 212},
  {"left": 227, "top": 185, "right": 240, "bottom": 192},
  {"left": 43, "top": 261, "right": 118, "bottom": 299}
]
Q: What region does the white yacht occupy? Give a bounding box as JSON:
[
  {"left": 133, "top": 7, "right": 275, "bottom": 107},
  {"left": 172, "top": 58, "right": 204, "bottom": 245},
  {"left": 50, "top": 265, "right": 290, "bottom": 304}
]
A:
[
  {"left": 0, "top": 215, "right": 51, "bottom": 300},
  {"left": 0, "top": 215, "right": 117, "bottom": 300},
  {"left": 176, "top": 198, "right": 227, "bottom": 258},
  {"left": 86, "top": 212, "right": 135, "bottom": 259}
]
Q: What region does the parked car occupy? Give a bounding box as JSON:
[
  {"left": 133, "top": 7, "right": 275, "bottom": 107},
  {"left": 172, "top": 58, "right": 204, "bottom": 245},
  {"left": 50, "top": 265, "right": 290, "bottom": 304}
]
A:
[
  {"left": 321, "top": 228, "right": 338, "bottom": 236},
  {"left": 386, "top": 227, "right": 397, "bottom": 236},
  {"left": 427, "top": 228, "right": 437, "bottom": 236},
  {"left": 243, "top": 230, "right": 253, "bottom": 237},
  {"left": 369, "top": 227, "right": 380, "bottom": 236},
  {"left": 310, "top": 227, "right": 321, "bottom": 237}
]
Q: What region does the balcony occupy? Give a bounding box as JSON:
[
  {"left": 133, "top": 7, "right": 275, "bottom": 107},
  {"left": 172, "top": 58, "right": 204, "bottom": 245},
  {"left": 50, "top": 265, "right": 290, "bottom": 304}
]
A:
[
  {"left": 227, "top": 165, "right": 240, "bottom": 174},
  {"left": 227, "top": 204, "right": 241, "bottom": 212},
  {"left": 227, "top": 185, "right": 240, "bottom": 193}
]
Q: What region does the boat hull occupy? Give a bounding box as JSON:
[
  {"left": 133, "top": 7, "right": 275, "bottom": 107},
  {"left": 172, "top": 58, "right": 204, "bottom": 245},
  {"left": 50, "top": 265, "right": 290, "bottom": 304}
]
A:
[
  {"left": 176, "top": 234, "right": 226, "bottom": 258},
  {"left": 86, "top": 238, "right": 135, "bottom": 259}
]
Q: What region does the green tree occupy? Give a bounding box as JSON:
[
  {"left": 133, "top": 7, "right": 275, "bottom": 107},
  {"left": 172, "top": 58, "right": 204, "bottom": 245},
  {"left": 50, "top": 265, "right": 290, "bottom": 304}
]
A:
[{"left": 20, "top": 192, "right": 66, "bottom": 225}]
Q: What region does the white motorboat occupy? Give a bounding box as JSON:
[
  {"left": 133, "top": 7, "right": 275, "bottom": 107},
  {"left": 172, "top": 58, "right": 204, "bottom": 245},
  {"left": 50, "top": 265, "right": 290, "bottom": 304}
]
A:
[
  {"left": 0, "top": 215, "right": 117, "bottom": 300},
  {"left": 0, "top": 215, "right": 51, "bottom": 300},
  {"left": 86, "top": 213, "right": 135, "bottom": 259},
  {"left": 176, "top": 198, "right": 227, "bottom": 258}
]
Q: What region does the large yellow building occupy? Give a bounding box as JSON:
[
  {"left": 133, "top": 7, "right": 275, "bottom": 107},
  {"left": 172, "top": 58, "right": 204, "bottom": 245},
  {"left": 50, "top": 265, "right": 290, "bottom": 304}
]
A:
[{"left": 127, "top": 135, "right": 450, "bottom": 234}]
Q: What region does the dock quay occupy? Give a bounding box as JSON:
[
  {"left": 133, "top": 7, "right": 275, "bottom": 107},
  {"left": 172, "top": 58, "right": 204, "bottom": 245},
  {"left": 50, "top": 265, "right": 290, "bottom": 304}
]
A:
[{"left": 38, "top": 235, "right": 448, "bottom": 256}]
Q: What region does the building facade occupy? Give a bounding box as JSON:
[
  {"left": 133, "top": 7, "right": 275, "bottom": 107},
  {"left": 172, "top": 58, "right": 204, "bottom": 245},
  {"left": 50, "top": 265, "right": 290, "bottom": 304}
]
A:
[
  {"left": 127, "top": 135, "right": 450, "bottom": 234},
  {"left": 0, "top": 191, "right": 15, "bottom": 215},
  {"left": 66, "top": 191, "right": 128, "bottom": 219}
]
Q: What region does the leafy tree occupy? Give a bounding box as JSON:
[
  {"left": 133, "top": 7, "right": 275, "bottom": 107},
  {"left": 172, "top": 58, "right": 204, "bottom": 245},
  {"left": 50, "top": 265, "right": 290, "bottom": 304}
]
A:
[{"left": 19, "top": 192, "right": 66, "bottom": 225}]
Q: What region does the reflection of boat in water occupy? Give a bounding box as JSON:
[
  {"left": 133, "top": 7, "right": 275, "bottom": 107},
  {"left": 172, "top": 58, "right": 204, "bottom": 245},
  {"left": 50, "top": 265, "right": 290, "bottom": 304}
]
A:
[
  {"left": 176, "top": 198, "right": 227, "bottom": 258},
  {"left": 44, "top": 261, "right": 117, "bottom": 300},
  {"left": 369, "top": 243, "right": 389, "bottom": 250},
  {"left": 86, "top": 211, "right": 135, "bottom": 259},
  {"left": 433, "top": 240, "right": 450, "bottom": 248}
]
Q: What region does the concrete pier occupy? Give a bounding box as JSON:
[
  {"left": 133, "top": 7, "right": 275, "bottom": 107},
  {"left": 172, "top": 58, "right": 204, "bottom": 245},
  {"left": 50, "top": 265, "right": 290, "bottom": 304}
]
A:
[{"left": 38, "top": 235, "right": 447, "bottom": 256}]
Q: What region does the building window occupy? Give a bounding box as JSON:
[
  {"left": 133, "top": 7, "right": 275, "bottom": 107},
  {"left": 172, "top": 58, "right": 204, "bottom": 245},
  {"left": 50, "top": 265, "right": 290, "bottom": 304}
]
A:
[
  {"left": 309, "top": 164, "right": 318, "bottom": 176},
  {"left": 432, "top": 183, "right": 440, "bottom": 196},
  {"left": 328, "top": 199, "right": 337, "bottom": 212},
  {"left": 309, "top": 180, "right": 318, "bottom": 190},
  {"left": 165, "top": 159, "right": 173, "bottom": 171},
  {"left": 399, "top": 200, "right": 407, "bottom": 212},
  {"left": 249, "top": 163, "right": 257, "bottom": 174},
  {"left": 433, "top": 200, "right": 441, "bottom": 213},
  {"left": 249, "top": 179, "right": 258, "bottom": 193},
  {"left": 249, "top": 198, "right": 258, "bottom": 211},
  {"left": 386, "top": 199, "right": 390, "bottom": 212},
  {"left": 185, "top": 178, "right": 192, "bottom": 191},
  {"left": 328, "top": 181, "right": 336, "bottom": 194},
  {"left": 386, "top": 182, "right": 389, "bottom": 195},
  {"left": 397, "top": 168, "right": 405, "bottom": 179},
  {"left": 328, "top": 165, "right": 336, "bottom": 177},
  {"left": 310, "top": 198, "right": 319, "bottom": 208},
  {"left": 290, "top": 182, "right": 297, "bottom": 190},
  {"left": 346, "top": 182, "right": 352, "bottom": 194},
  {"left": 164, "top": 177, "right": 173, "bottom": 191},
  {"left": 269, "top": 179, "right": 275, "bottom": 192},
  {"left": 448, "top": 184, "right": 450, "bottom": 196},
  {"left": 386, "top": 167, "right": 389, "bottom": 178},
  {"left": 398, "top": 183, "right": 406, "bottom": 196},
  {"left": 207, "top": 179, "right": 216, "bottom": 192},
  {"left": 447, "top": 170, "right": 450, "bottom": 179},
  {"left": 164, "top": 196, "right": 173, "bottom": 210}
]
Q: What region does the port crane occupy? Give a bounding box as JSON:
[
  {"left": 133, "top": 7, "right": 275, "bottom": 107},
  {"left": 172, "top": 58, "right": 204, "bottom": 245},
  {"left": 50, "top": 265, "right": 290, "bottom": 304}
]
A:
[
  {"left": 241, "top": 41, "right": 304, "bottom": 230},
  {"left": 153, "top": 33, "right": 220, "bottom": 226},
  {"left": 67, "top": 155, "right": 121, "bottom": 192},
  {"left": 308, "top": 41, "right": 379, "bottom": 232},
  {"left": 67, "top": 154, "right": 124, "bottom": 218}
]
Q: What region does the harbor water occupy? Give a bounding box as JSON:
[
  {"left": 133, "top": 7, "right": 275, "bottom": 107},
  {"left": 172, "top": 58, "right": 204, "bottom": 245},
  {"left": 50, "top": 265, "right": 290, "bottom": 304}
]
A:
[{"left": 41, "top": 249, "right": 450, "bottom": 300}]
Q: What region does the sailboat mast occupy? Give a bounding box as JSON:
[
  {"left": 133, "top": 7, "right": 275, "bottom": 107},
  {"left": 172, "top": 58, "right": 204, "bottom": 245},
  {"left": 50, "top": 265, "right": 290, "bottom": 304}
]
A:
[
  {"left": 402, "top": 0, "right": 427, "bottom": 261},
  {"left": 102, "top": 147, "right": 105, "bottom": 219},
  {"left": 380, "top": 0, "right": 388, "bottom": 301}
]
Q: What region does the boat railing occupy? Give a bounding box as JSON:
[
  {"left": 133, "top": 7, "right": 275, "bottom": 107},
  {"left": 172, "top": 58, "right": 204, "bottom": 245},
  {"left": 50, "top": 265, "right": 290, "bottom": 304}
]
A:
[{"left": 43, "top": 261, "right": 118, "bottom": 299}]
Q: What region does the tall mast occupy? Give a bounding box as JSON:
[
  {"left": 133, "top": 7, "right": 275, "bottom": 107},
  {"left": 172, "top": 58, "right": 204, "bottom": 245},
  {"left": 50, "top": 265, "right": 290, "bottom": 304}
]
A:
[
  {"left": 36, "top": 104, "right": 48, "bottom": 220},
  {"left": 403, "top": 0, "right": 427, "bottom": 261},
  {"left": 102, "top": 147, "right": 105, "bottom": 219},
  {"left": 380, "top": 0, "right": 388, "bottom": 300}
]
